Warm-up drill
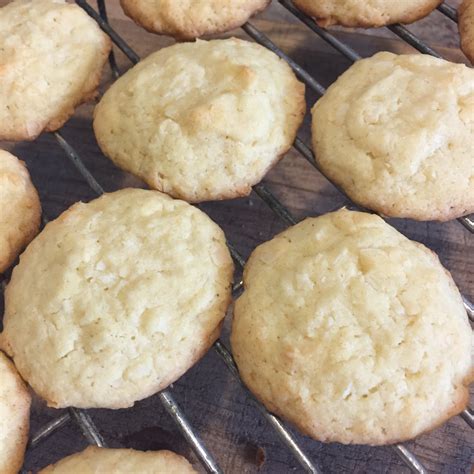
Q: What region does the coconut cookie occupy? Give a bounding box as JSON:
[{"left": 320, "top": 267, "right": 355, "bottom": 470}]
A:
[
  {"left": 0, "top": 351, "right": 31, "bottom": 474},
  {"left": 0, "top": 150, "right": 41, "bottom": 273},
  {"left": 311, "top": 52, "right": 474, "bottom": 221},
  {"left": 459, "top": 0, "right": 474, "bottom": 64},
  {"left": 231, "top": 209, "right": 473, "bottom": 445},
  {"left": 93, "top": 38, "right": 305, "bottom": 202},
  {"left": 0, "top": 0, "right": 111, "bottom": 141},
  {"left": 39, "top": 447, "right": 196, "bottom": 473},
  {"left": 121, "top": 0, "right": 270, "bottom": 39},
  {"left": 293, "top": 0, "right": 441, "bottom": 27},
  {"left": 0, "top": 189, "right": 234, "bottom": 409}
]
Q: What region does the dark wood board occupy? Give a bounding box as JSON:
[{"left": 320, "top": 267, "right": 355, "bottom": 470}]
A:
[{"left": 0, "top": 1, "right": 472, "bottom": 472}]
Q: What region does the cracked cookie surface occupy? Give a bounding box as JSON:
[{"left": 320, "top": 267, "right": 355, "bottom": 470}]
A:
[
  {"left": 93, "top": 38, "right": 305, "bottom": 203},
  {"left": 0, "top": 188, "right": 234, "bottom": 409},
  {"left": 0, "top": 0, "right": 111, "bottom": 141},
  {"left": 231, "top": 209, "right": 472, "bottom": 445},
  {"left": 120, "top": 0, "right": 270, "bottom": 39},
  {"left": 311, "top": 52, "right": 474, "bottom": 221}
]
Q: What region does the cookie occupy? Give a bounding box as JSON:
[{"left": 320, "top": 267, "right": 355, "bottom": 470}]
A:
[
  {"left": 311, "top": 52, "right": 474, "bottom": 221},
  {"left": 0, "top": 0, "right": 111, "bottom": 141},
  {"left": 39, "top": 447, "right": 196, "bottom": 473},
  {"left": 93, "top": 38, "right": 305, "bottom": 202},
  {"left": 231, "top": 209, "right": 473, "bottom": 445},
  {"left": 0, "top": 189, "right": 234, "bottom": 409},
  {"left": 293, "top": 0, "right": 442, "bottom": 27},
  {"left": 0, "top": 351, "right": 31, "bottom": 474},
  {"left": 459, "top": 0, "right": 474, "bottom": 64},
  {"left": 121, "top": 0, "right": 271, "bottom": 39},
  {"left": 0, "top": 150, "right": 41, "bottom": 273}
]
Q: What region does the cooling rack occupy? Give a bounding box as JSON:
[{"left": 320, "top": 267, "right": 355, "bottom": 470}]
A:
[{"left": 3, "top": 1, "right": 472, "bottom": 472}]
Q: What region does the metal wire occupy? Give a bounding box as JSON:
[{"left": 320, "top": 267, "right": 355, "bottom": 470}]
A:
[
  {"left": 253, "top": 182, "right": 297, "bottom": 225},
  {"left": 462, "top": 295, "right": 474, "bottom": 323},
  {"left": 68, "top": 408, "right": 106, "bottom": 447},
  {"left": 29, "top": 413, "right": 71, "bottom": 448},
  {"left": 96, "top": 0, "right": 120, "bottom": 77},
  {"left": 278, "top": 0, "right": 362, "bottom": 61},
  {"left": 214, "top": 341, "right": 321, "bottom": 474},
  {"left": 458, "top": 215, "right": 474, "bottom": 234},
  {"left": 53, "top": 132, "right": 105, "bottom": 195},
  {"left": 227, "top": 243, "right": 247, "bottom": 270},
  {"left": 387, "top": 24, "right": 443, "bottom": 57},
  {"left": 77, "top": 0, "right": 140, "bottom": 64},
  {"left": 437, "top": 3, "right": 458, "bottom": 22},
  {"left": 393, "top": 445, "right": 427, "bottom": 474},
  {"left": 241, "top": 22, "right": 326, "bottom": 95},
  {"left": 292, "top": 136, "right": 362, "bottom": 202},
  {"left": 460, "top": 408, "right": 474, "bottom": 429},
  {"left": 158, "top": 391, "right": 223, "bottom": 474}
]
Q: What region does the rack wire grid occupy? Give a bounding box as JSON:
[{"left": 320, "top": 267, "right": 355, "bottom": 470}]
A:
[{"left": 4, "top": 1, "right": 472, "bottom": 473}]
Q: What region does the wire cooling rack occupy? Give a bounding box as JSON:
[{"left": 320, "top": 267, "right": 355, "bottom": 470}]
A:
[{"left": 4, "top": 1, "right": 472, "bottom": 472}]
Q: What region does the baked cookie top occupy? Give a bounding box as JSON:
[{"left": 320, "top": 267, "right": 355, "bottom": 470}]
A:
[
  {"left": 1, "top": 189, "right": 234, "bottom": 409},
  {"left": 93, "top": 38, "right": 305, "bottom": 202},
  {"left": 39, "top": 447, "right": 196, "bottom": 473},
  {"left": 311, "top": 52, "right": 474, "bottom": 221},
  {"left": 0, "top": 0, "right": 111, "bottom": 141},
  {"left": 459, "top": 0, "right": 474, "bottom": 64},
  {"left": 293, "top": 0, "right": 442, "bottom": 27},
  {"left": 0, "top": 150, "right": 41, "bottom": 273},
  {"left": 0, "top": 351, "right": 31, "bottom": 474},
  {"left": 231, "top": 209, "right": 473, "bottom": 445},
  {"left": 120, "top": 0, "right": 270, "bottom": 39}
]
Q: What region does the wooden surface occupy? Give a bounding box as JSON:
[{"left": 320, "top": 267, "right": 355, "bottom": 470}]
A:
[{"left": 0, "top": 1, "right": 472, "bottom": 472}]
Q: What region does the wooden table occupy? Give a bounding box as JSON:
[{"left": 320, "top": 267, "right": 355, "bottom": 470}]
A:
[{"left": 1, "top": 1, "right": 472, "bottom": 472}]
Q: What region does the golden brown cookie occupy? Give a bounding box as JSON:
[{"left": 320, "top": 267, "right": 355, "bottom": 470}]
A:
[
  {"left": 93, "top": 38, "right": 305, "bottom": 203},
  {"left": 0, "top": 351, "right": 31, "bottom": 474},
  {"left": 232, "top": 209, "right": 473, "bottom": 445},
  {"left": 39, "top": 447, "right": 196, "bottom": 473},
  {"left": 311, "top": 52, "right": 474, "bottom": 221},
  {"left": 0, "top": 0, "right": 111, "bottom": 141},
  {"left": 0, "top": 150, "right": 41, "bottom": 273},
  {"left": 293, "top": 0, "right": 442, "bottom": 27},
  {"left": 1, "top": 189, "right": 234, "bottom": 409},
  {"left": 121, "top": 0, "right": 270, "bottom": 39}
]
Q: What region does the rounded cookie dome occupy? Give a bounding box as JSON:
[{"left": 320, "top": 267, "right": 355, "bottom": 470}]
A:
[
  {"left": 232, "top": 209, "right": 472, "bottom": 444},
  {"left": 1, "top": 189, "right": 234, "bottom": 409}
]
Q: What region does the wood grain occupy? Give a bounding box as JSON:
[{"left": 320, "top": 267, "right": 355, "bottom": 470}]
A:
[{"left": 0, "top": 1, "right": 472, "bottom": 473}]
